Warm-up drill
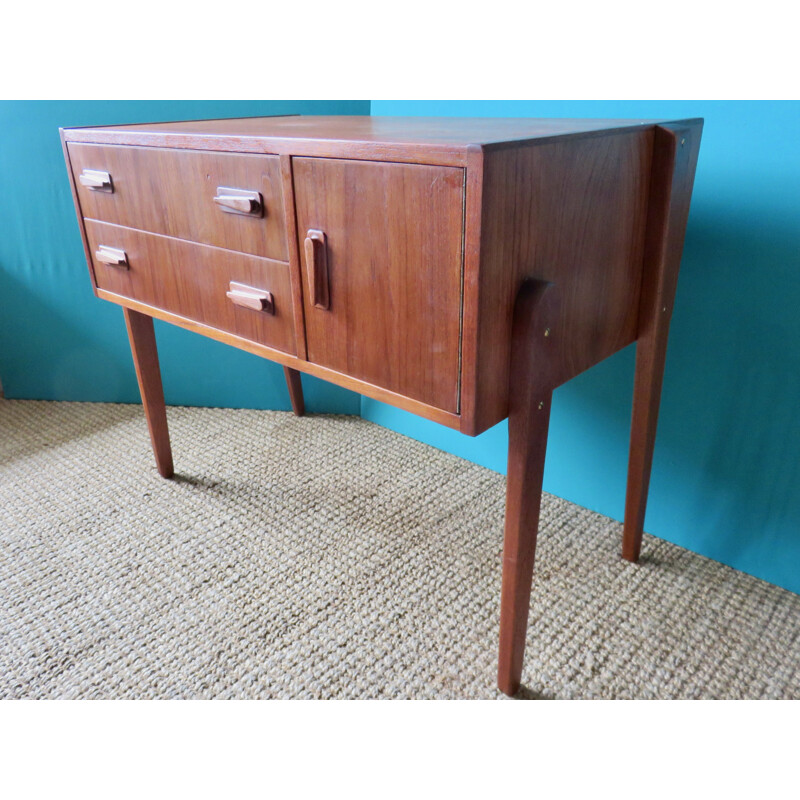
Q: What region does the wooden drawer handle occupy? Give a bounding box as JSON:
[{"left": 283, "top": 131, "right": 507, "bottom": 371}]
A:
[
  {"left": 79, "top": 169, "right": 113, "bottom": 192},
  {"left": 213, "top": 187, "right": 263, "bottom": 217},
  {"left": 95, "top": 246, "right": 128, "bottom": 268},
  {"left": 304, "top": 229, "right": 329, "bottom": 310},
  {"left": 226, "top": 281, "right": 274, "bottom": 314}
]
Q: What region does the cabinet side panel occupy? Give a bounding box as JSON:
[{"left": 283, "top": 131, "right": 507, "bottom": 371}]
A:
[{"left": 466, "top": 129, "right": 654, "bottom": 434}]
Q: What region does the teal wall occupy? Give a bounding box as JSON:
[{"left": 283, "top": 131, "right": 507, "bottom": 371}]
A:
[
  {"left": 367, "top": 101, "right": 800, "bottom": 595},
  {"left": 0, "top": 101, "right": 368, "bottom": 413},
  {"left": 2, "top": 100, "right": 798, "bottom": 595}
]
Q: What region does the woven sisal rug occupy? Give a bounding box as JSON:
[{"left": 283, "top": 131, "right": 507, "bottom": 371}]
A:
[{"left": 1, "top": 399, "right": 798, "bottom": 699}]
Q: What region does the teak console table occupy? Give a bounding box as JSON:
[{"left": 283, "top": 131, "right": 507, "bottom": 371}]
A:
[{"left": 61, "top": 116, "right": 702, "bottom": 695}]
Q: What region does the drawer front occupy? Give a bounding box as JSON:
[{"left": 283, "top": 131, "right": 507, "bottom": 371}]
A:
[
  {"left": 85, "top": 220, "right": 296, "bottom": 355},
  {"left": 69, "top": 143, "right": 288, "bottom": 261},
  {"left": 294, "top": 157, "right": 464, "bottom": 414}
]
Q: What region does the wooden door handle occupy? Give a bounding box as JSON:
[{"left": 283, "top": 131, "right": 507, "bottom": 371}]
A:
[
  {"left": 304, "top": 229, "right": 329, "bottom": 310},
  {"left": 226, "top": 281, "right": 274, "bottom": 314},
  {"left": 95, "top": 245, "right": 128, "bottom": 268},
  {"left": 79, "top": 169, "right": 113, "bottom": 192},
  {"left": 213, "top": 187, "right": 263, "bottom": 217}
]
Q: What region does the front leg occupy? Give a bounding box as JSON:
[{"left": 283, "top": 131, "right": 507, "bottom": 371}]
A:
[
  {"left": 498, "top": 389, "right": 553, "bottom": 696},
  {"left": 123, "top": 307, "right": 174, "bottom": 478},
  {"left": 497, "top": 280, "right": 556, "bottom": 696}
]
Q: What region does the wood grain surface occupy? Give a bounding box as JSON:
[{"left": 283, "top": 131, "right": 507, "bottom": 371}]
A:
[{"left": 61, "top": 117, "right": 664, "bottom": 167}]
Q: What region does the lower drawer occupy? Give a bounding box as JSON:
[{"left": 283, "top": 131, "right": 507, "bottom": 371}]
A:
[{"left": 84, "top": 220, "right": 297, "bottom": 355}]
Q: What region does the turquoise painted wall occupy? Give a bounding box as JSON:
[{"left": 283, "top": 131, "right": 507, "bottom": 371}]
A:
[
  {"left": 0, "top": 100, "right": 368, "bottom": 414},
  {"left": 367, "top": 101, "right": 800, "bottom": 595}
]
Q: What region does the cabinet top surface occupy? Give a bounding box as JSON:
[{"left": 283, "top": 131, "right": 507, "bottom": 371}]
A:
[{"left": 62, "top": 115, "right": 682, "bottom": 148}]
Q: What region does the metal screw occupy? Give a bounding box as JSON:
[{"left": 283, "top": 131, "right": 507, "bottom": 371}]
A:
[
  {"left": 662, "top": 306, "right": 667, "bottom": 312},
  {"left": 538, "top": 401, "right": 544, "bottom": 410},
  {"left": 544, "top": 327, "right": 551, "bottom": 337}
]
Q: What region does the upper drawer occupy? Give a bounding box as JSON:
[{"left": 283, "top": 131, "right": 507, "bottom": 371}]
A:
[{"left": 67, "top": 143, "right": 289, "bottom": 261}]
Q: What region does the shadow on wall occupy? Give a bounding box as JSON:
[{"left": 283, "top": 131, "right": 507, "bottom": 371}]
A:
[
  {"left": 549, "top": 201, "right": 800, "bottom": 586},
  {"left": 0, "top": 263, "right": 133, "bottom": 401},
  {"left": 649, "top": 206, "right": 800, "bottom": 576}
]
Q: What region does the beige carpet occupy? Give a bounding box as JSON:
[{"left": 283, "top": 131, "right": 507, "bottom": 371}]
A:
[{"left": 1, "top": 398, "right": 798, "bottom": 699}]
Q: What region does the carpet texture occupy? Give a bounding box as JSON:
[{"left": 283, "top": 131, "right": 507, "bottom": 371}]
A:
[{"left": 1, "top": 398, "right": 798, "bottom": 699}]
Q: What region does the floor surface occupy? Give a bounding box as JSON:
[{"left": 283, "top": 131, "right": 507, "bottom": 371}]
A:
[{"left": 1, "top": 399, "right": 798, "bottom": 699}]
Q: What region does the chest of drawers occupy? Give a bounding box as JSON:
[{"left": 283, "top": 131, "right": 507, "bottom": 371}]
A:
[{"left": 61, "top": 115, "right": 702, "bottom": 695}]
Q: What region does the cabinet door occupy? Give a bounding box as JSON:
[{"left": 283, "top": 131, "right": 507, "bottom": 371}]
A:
[{"left": 293, "top": 158, "right": 464, "bottom": 414}]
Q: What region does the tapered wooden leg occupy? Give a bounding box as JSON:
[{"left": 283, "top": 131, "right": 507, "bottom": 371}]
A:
[
  {"left": 498, "top": 389, "right": 553, "bottom": 696},
  {"left": 283, "top": 367, "right": 305, "bottom": 416},
  {"left": 621, "top": 123, "right": 702, "bottom": 562},
  {"left": 621, "top": 335, "right": 668, "bottom": 561},
  {"left": 123, "top": 307, "right": 174, "bottom": 478},
  {"left": 497, "top": 280, "right": 555, "bottom": 696}
]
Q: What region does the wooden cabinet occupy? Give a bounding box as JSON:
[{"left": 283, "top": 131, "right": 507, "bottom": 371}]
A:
[{"left": 61, "top": 115, "right": 703, "bottom": 695}]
